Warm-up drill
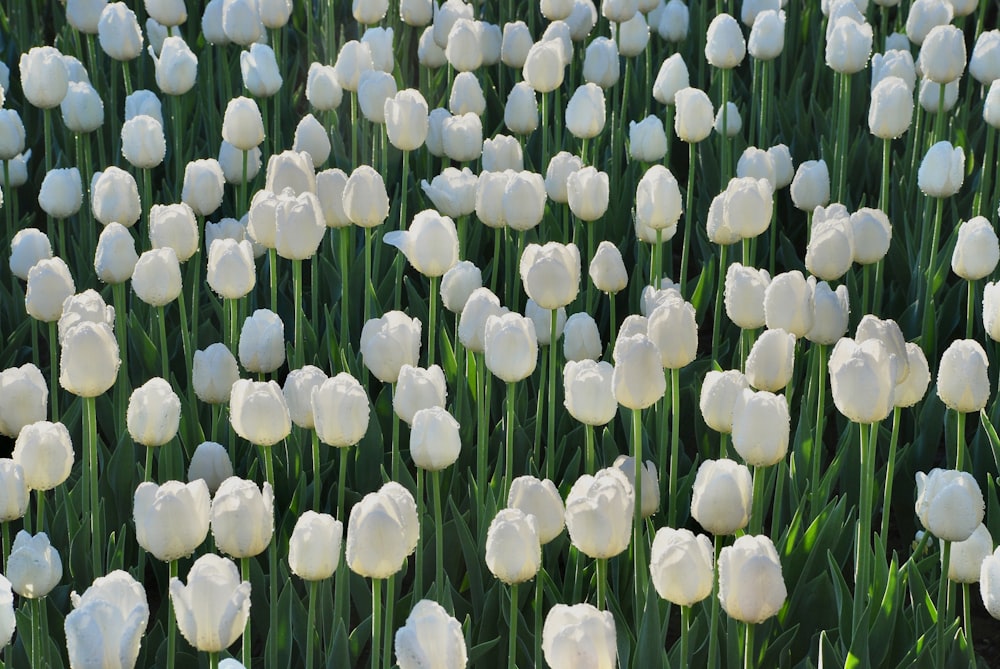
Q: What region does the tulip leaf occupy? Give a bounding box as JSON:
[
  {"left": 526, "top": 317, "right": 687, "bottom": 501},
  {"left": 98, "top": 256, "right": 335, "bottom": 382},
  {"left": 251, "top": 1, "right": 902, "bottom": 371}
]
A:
[
  {"left": 449, "top": 496, "right": 485, "bottom": 613},
  {"left": 325, "top": 618, "right": 350, "bottom": 669},
  {"left": 633, "top": 585, "right": 665, "bottom": 669},
  {"left": 979, "top": 410, "right": 1000, "bottom": 476},
  {"left": 868, "top": 553, "right": 902, "bottom": 668}
]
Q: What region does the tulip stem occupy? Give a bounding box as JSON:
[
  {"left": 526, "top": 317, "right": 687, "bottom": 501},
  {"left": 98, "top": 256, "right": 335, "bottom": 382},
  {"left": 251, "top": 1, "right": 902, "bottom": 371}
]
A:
[
  {"left": 668, "top": 368, "right": 681, "bottom": 527},
  {"left": 508, "top": 583, "right": 519, "bottom": 669},
  {"left": 2, "top": 521, "right": 9, "bottom": 571},
  {"left": 744, "top": 622, "right": 755, "bottom": 669},
  {"left": 365, "top": 228, "right": 374, "bottom": 325},
  {"left": 680, "top": 142, "right": 697, "bottom": 296},
  {"left": 30, "top": 598, "right": 41, "bottom": 669},
  {"left": 382, "top": 575, "right": 394, "bottom": 669},
  {"left": 47, "top": 321, "right": 59, "bottom": 422},
  {"left": 293, "top": 258, "right": 304, "bottom": 368},
  {"left": 312, "top": 430, "right": 322, "bottom": 510},
  {"left": 238, "top": 565, "right": 251, "bottom": 664},
  {"left": 239, "top": 148, "right": 248, "bottom": 218},
  {"left": 339, "top": 227, "right": 351, "bottom": 343},
  {"left": 209, "top": 651, "right": 219, "bottom": 669},
  {"left": 921, "top": 197, "right": 944, "bottom": 353},
  {"left": 157, "top": 305, "right": 169, "bottom": 380},
  {"left": 680, "top": 605, "right": 691, "bottom": 667},
  {"left": 306, "top": 579, "right": 319, "bottom": 669},
  {"left": 491, "top": 228, "right": 501, "bottom": 295},
  {"left": 263, "top": 446, "right": 278, "bottom": 669},
  {"left": 712, "top": 244, "right": 729, "bottom": 364},
  {"left": 84, "top": 395, "right": 101, "bottom": 578},
  {"left": 506, "top": 382, "right": 516, "bottom": 499},
  {"left": 596, "top": 557, "right": 607, "bottom": 610},
  {"left": 811, "top": 344, "right": 828, "bottom": 513},
  {"left": 168, "top": 559, "right": 178, "bottom": 669},
  {"left": 853, "top": 421, "right": 876, "bottom": 633},
  {"left": 963, "top": 582, "right": 974, "bottom": 661},
  {"left": 966, "top": 280, "right": 975, "bottom": 341},
  {"left": 936, "top": 540, "right": 952, "bottom": 667},
  {"left": 477, "top": 352, "right": 489, "bottom": 519},
  {"left": 880, "top": 407, "right": 902, "bottom": 548},
  {"left": 975, "top": 125, "right": 997, "bottom": 217},
  {"left": 176, "top": 286, "right": 193, "bottom": 400},
  {"left": 585, "top": 423, "right": 596, "bottom": 474},
  {"left": 433, "top": 470, "right": 445, "bottom": 598},
  {"left": 654, "top": 229, "right": 662, "bottom": 289},
  {"left": 335, "top": 448, "right": 349, "bottom": 626},
  {"left": 371, "top": 578, "right": 382, "bottom": 669},
  {"left": 534, "top": 572, "right": 543, "bottom": 669},
  {"left": 391, "top": 385, "right": 400, "bottom": 481},
  {"left": 429, "top": 275, "right": 439, "bottom": 367},
  {"left": 879, "top": 137, "right": 890, "bottom": 214},
  {"left": 35, "top": 490, "right": 44, "bottom": 534},
  {"left": 720, "top": 68, "right": 732, "bottom": 184},
  {"left": 416, "top": 467, "right": 425, "bottom": 599},
  {"left": 835, "top": 72, "right": 851, "bottom": 202},
  {"left": 268, "top": 248, "right": 279, "bottom": 313},
  {"left": 708, "top": 535, "right": 722, "bottom": 669},
  {"left": 631, "top": 408, "right": 647, "bottom": 622},
  {"left": 750, "top": 465, "right": 766, "bottom": 535},
  {"left": 934, "top": 82, "right": 947, "bottom": 144},
  {"left": 546, "top": 308, "right": 557, "bottom": 481},
  {"left": 956, "top": 408, "right": 966, "bottom": 471},
  {"left": 541, "top": 91, "right": 549, "bottom": 166}
]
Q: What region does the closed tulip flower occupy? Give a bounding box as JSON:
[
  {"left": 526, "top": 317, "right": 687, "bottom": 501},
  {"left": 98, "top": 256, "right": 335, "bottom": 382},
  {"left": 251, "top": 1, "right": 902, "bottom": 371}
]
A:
[
  {"left": 12, "top": 421, "right": 73, "bottom": 491},
  {"left": 149, "top": 36, "right": 197, "bottom": 97},
  {"left": 674, "top": 86, "right": 715, "bottom": 142},
  {"left": 635, "top": 165, "right": 683, "bottom": 235},
  {"left": 131, "top": 248, "right": 182, "bottom": 307},
  {"left": 565, "top": 467, "right": 634, "bottom": 558},
  {"left": 916, "top": 469, "right": 984, "bottom": 542},
  {"left": 361, "top": 26, "right": 395, "bottom": 72},
  {"left": 952, "top": 217, "right": 1000, "bottom": 281},
  {"left": 343, "top": 165, "right": 390, "bottom": 227},
  {"left": 60, "top": 81, "right": 104, "bottom": 134},
  {"left": 918, "top": 141, "right": 964, "bottom": 197},
  {"left": 520, "top": 242, "right": 581, "bottom": 309},
  {"left": 508, "top": 476, "right": 565, "bottom": 544},
  {"left": 211, "top": 476, "right": 274, "bottom": 557},
  {"left": 700, "top": 370, "right": 750, "bottom": 434},
  {"left": 315, "top": 169, "right": 351, "bottom": 228},
  {"left": 418, "top": 27, "right": 446, "bottom": 68},
  {"left": 240, "top": 43, "right": 281, "bottom": 97},
  {"left": 65, "top": 570, "right": 148, "bottom": 669},
  {"left": 583, "top": 37, "right": 619, "bottom": 88},
  {"left": 238, "top": 309, "right": 285, "bottom": 373},
  {"left": 691, "top": 458, "right": 752, "bottom": 534},
  {"left": 170, "top": 553, "right": 251, "bottom": 652},
  {"left": 724, "top": 263, "right": 769, "bottom": 329},
  {"left": 358, "top": 70, "right": 397, "bottom": 124},
  {"left": 501, "top": 21, "right": 533, "bottom": 68},
  {"left": 120, "top": 114, "right": 166, "bottom": 169},
  {"left": 360, "top": 311, "right": 421, "bottom": 384},
  {"left": 0, "top": 459, "right": 27, "bottom": 522},
  {"left": 441, "top": 112, "right": 482, "bottom": 162},
  {"left": 258, "top": 0, "right": 291, "bottom": 27},
  {"left": 222, "top": 96, "right": 265, "bottom": 151},
  {"left": 127, "top": 377, "right": 181, "bottom": 447},
  {"left": 421, "top": 167, "right": 478, "bottom": 219},
  {"left": 629, "top": 116, "right": 668, "bottom": 162},
  {"left": 945, "top": 523, "right": 993, "bottom": 583},
  {"left": 504, "top": 81, "right": 539, "bottom": 135},
  {"left": 544, "top": 152, "right": 583, "bottom": 204},
  {"left": 19, "top": 46, "right": 70, "bottom": 108},
  {"left": 384, "top": 209, "right": 459, "bottom": 278},
  {"left": 59, "top": 321, "right": 119, "bottom": 397},
  {"left": 828, "top": 337, "right": 897, "bottom": 423},
  {"left": 718, "top": 534, "right": 787, "bottom": 623},
  {"left": 133, "top": 479, "right": 210, "bottom": 561},
  {"left": 806, "top": 216, "right": 854, "bottom": 282},
  {"left": 736, "top": 147, "right": 777, "bottom": 189},
  {"left": 10, "top": 228, "right": 51, "bottom": 282},
  {"left": 542, "top": 603, "right": 617, "bottom": 669},
  {"left": 790, "top": 159, "right": 831, "bottom": 211},
  {"left": 192, "top": 343, "right": 240, "bottom": 404},
  {"left": 652, "top": 53, "right": 689, "bottom": 106},
  {"left": 482, "top": 134, "right": 522, "bottom": 171},
  {"left": 305, "top": 63, "right": 343, "bottom": 111},
  {"left": 937, "top": 339, "right": 990, "bottom": 413},
  {"left": 395, "top": 599, "right": 467, "bottom": 669},
  {"left": 57, "top": 291, "right": 114, "bottom": 347},
  {"left": 67, "top": 0, "right": 108, "bottom": 33},
  {"left": 293, "top": 114, "right": 331, "bottom": 168},
  {"left": 181, "top": 158, "right": 226, "bottom": 216},
  {"left": 444, "top": 18, "right": 482, "bottom": 72},
  {"left": 971, "top": 31, "right": 1000, "bottom": 85},
  {"left": 440, "top": 260, "right": 482, "bottom": 313},
  {"left": 409, "top": 406, "right": 460, "bottom": 471},
  {"left": 564, "top": 360, "right": 617, "bottom": 425},
  {"left": 201, "top": 0, "right": 229, "bottom": 45},
  {"left": 649, "top": 527, "right": 714, "bottom": 606},
  {"left": 893, "top": 343, "right": 930, "bottom": 408},
  {"left": 38, "top": 168, "right": 83, "bottom": 219},
  {"left": 748, "top": 9, "right": 785, "bottom": 60},
  {"left": 503, "top": 170, "right": 547, "bottom": 233},
  {"left": 563, "top": 312, "right": 601, "bottom": 361},
  {"left": 807, "top": 279, "right": 850, "bottom": 345},
  {"left": 731, "top": 388, "right": 790, "bottom": 466},
  {"left": 400, "top": 0, "right": 432, "bottom": 26},
  {"left": 918, "top": 77, "right": 959, "bottom": 113},
  {"left": 589, "top": 240, "right": 628, "bottom": 294},
  {"left": 0, "top": 365, "right": 47, "bottom": 438},
  {"left": 7, "top": 531, "right": 62, "bottom": 598},
  {"left": 98, "top": 3, "right": 143, "bottom": 60},
  {"left": 274, "top": 190, "right": 326, "bottom": 260},
  {"left": 658, "top": 0, "right": 690, "bottom": 42},
  {"left": 486, "top": 508, "right": 541, "bottom": 584},
  {"left": 523, "top": 40, "right": 566, "bottom": 93},
  {"left": 352, "top": 0, "right": 387, "bottom": 23},
  {"left": 25, "top": 257, "right": 75, "bottom": 323},
  {"left": 612, "top": 334, "right": 667, "bottom": 409},
  {"left": 565, "top": 83, "right": 606, "bottom": 140},
  {"left": 855, "top": 314, "right": 909, "bottom": 381},
  {"left": 312, "top": 373, "right": 370, "bottom": 447},
  {"left": 125, "top": 89, "right": 163, "bottom": 124},
  {"left": 0, "top": 152, "right": 31, "bottom": 190},
  {"left": 384, "top": 89, "right": 429, "bottom": 151},
  {"left": 0, "top": 110, "right": 26, "bottom": 161},
  {"left": 612, "top": 454, "right": 658, "bottom": 517},
  {"left": 982, "top": 546, "right": 1000, "bottom": 618},
  {"left": 763, "top": 270, "right": 814, "bottom": 337},
  {"left": 229, "top": 379, "right": 291, "bottom": 447},
  {"left": 849, "top": 207, "right": 892, "bottom": 264},
  {"left": 289, "top": 511, "right": 343, "bottom": 581},
  {"left": 646, "top": 295, "right": 698, "bottom": 369},
  {"left": 207, "top": 239, "right": 256, "bottom": 299},
  {"left": 826, "top": 16, "right": 873, "bottom": 74},
  {"left": 706, "top": 14, "right": 746, "bottom": 69},
  {"left": 484, "top": 312, "right": 538, "bottom": 382},
  {"left": 918, "top": 24, "right": 966, "bottom": 84},
  {"left": 458, "top": 287, "right": 507, "bottom": 353},
  {"left": 567, "top": 167, "right": 609, "bottom": 222},
  {"left": 393, "top": 364, "right": 447, "bottom": 425},
  {"left": 618, "top": 12, "right": 649, "bottom": 57},
  {"left": 333, "top": 40, "right": 374, "bottom": 92},
  {"left": 282, "top": 366, "right": 327, "bottom": 430},
  {"left": 347, "top": 482, "right": 418, "bottom": 579},
  {"left": 147, "top": 203, "right": 198, "bottom": 262},
  {"left": 745, "top": 328, "right": 794, "bottom": 391},
  {"left": 869, "top": 76, "right": 914, "bottom": 139}
]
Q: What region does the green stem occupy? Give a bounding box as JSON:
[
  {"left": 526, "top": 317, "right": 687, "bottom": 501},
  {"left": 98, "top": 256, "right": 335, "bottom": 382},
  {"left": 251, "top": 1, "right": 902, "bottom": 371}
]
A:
[
  {"left": 306, "top": 574, "right": 319, "bottom": 669},
  {"left": 176, "top": 286, "right": 193, "bottom": 402},
  {"left": 264, "top": 446, "right": 278, "bottom": 669},
  {"left": 547, "top": 309, "right": 557, "bottom": 480},
  {"left": 956, "top": 408, "right": 966, "bottom": 471},
  {"left": 632, "top": 408, "right": 646, "bottom": 622},
  {"left": 2, "top": 521, "right": 10, "bottom": 571},
  {"left": 371, "top": 578, "right": 382, "bottom": 669},
  {"left": 158, "top": 305, "right": 169, "bottom": 380},
  {"left": 209, "top": 650, "right": 219, "bottom": 669},
  {"left": 750, "top": 465, "right": 766, "bottom": 535},
  {"left": 433, "top": 470, "right": 445, "bottom": 598},
  {"left": 975, "top": 126, "right": 996, "bottom": 217},
  {"left": 506, "top": 382, "right": 516, "bottom": 499},
  {"left": 836, "top": 72, "right": 851, "bottom": 202},
  {"left": 269, "top": 248, "right": 279, "bottom": 312},
  {"left": 585, "top": 423, "right": 595, "bottom": 474},
  {"left": 922, "top": 197, "right": 944, "bottom": 352},
  {"left": 880, "top": 407, "right": 902, "bottom": 547},
  {"left": 879, "top": 138, "right": 890, "bottom": 213},
  {"left": 812, "top": 344, "right": 827, "bottom": 512},
  {"left": 596, "top": 557, "right": 607, "bottom": 610},
  {"left": 239, "top": 148, "right": 248, "bottom": 218},
  {"left": 339, "top": 227, "right": 352, "bottom": 344},
  {"left": 680, "top": 605, "right": 691, "bottom": 667},
  {"left": 760, "top": 61, "right": 772, "bottom": 145},
  {"left": 477, "top": 352, "right": 489, "bottom": 517},
  {"left": 534, "top": 572, "right": 543, "bottom": 669},
  {"left": 335, "top": 448, "right": 349, "bottom": 625},
  {"left": 416, "top": 467, "right": 425, "bottom": 599},
  {"left": 35, "top": 490, "right": 44, "bottom": 534},
  {"left": 168, "top": 560, "right": 178, "bottom": 668},
  {"left": 744, "top": 622, "right": 755, "bottom": 669},
  {"left": 721, "top": 68, "right": 732, "bottom": 184},
  {"left": 47, "top": 321, "right": 58, "bottom": 422},
  {"left": 541, "top": 91, "right": 549, "bottom": 166},
  {"left": 508, "top": 583, "right": 519, "bottom": 669},
  {"left": 31, "top": 598, "right": 42, "bottom": 669},
  {"left": 294, "top": 259, "right": 304, "bottom": 368},
  {"left": 967, "top": 280, "right": 975, "bottom": 341},
  {"left": 668, "top": 369, "right": 680, "bottom": 527},
  {"left": 85, "top": 395, "right": 101, "bottom": 577},
  {"left": 391, "top": 385, "right": 400, "bottom": 481},
  {"left": 937, "top": 540, "right": 952, "bottom": 668},
  {"left": 934, "top": 82, "right": 947, "bottom": 144},
  {"left": 853, "top": 421, "right": 876, "bottom": 631},
  {"left": 382, "top": 575, "right": 394, "bottom": 669},
  {"left": 428, "top": 276, "right": 439, "bottom": 367},
  {"left": 312, "top": 431, "right": 322, "bottom": 510},
  {"left": 242, "top": 557, "right": 252, "bottom": 664},
  {"left": 963, "top": 582, "right": 974, "bottom": 663},
  {"left": 708, "top": 535, "right": 722, "bottom": 669},
  {"left": 712, "top": 244, "right": 729, "bottom": 363},
  {"left": 365, "top": 227, "right": 374, "bottom": 324}
]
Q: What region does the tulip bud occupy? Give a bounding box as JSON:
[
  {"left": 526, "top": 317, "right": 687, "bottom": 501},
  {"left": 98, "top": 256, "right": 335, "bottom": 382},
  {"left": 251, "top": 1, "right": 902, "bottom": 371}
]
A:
[
  {"left": 384, "top": 209, "right": 459, "bottom": 278},
  {"left": 12, "top": 421, "right": 73, "bottom": 491},
  {"left": 846, "top": 207, "right": 891, "bottom": 265},
  {"left": 315, "top": 169, "right": 351, "bottom": 228},
  {"left": 293, "top": 114, "right": 331, "bottom": 168},
  {"left": 334, "top": 40, "right": 374, "bottom": 91},
  {"left": 937, "top": 339, "right": 991, "bottom": 413},
  {"left": 828, "top": 337, "right": 897, "bottom": 423},
  {"left": 523, "top": 40, "right": 566, "bottom": 94},
  {"left": 894, "top": 343, "right": 930, "bottom": 408},
  {"left": 192, "top": 343, "right": 240, "bottom": 405},
  {"left": 358, "top": 70, "right": 397, "bottom": 124},
  {"left": 10, "top": 229, "right": 51, "bottom": 283},
  {"left": 945, "top": 523, "right": 993, "bottom": 583},
  {"left": 19, "top": 46, "right": 70, "bottom": 108},
  {"left": 649, "top": 527, "right": 714, "bottom": 606},
  {"left": 855, "top": 314, "right": 909, "bottom": 382},
  {"left": 418, "top": 27, "right": 447, "bottom": 69},
  {"left": 178, "top": 464, "right": 232, "bottom": 521},
  {"left": 169, "top": 553, "right": 251, "bottom": 652},
  {"left": 400, "top": 0, "right": 432, "bottom": 26},
  {"left": 916, "top": 468, "right": 984, "bottom": 542},
  {"left": 60, "top": 82, "right": 104, "bottom": 134},
  {"left": 344, "top": 165, "right": 390, "bottom": 227},
  {"left": 613, "top": 454, "right": 658, "bottom": 517},
  {"left": 439, "top": 111, "right": 482, "bottom": 162},
  {"left": 745, "top": 328, "right": 794, "bottom": 391},
  {"left": 59, "top": 320, "right": 119, "bottom": 397},
  {"left": 718, "top": 534, "right": 787, "bottom": 623},
  {"left": 482, "top": 134, "right": 522, "bottom": 171},
  {"left": 458, "top": 287, "right": 507, "bottom": 353},
  {"left": 347, "top": 482, "right": 419, "bottom": 579},
  {"left": 207, "top": 239, "right": 256, "bottom": 299},
  {"left": 503, "top": 171, "right": 548, "bottom": 232},
  {"left": 486, "top": 508, "right": 542, "bottom": 584},
  {"left": 179, "top": 158, "right": 225, "bottom": 216},
  {"left": 565, "top": 467, "right": 634, "bottom": 558},
  {"left": 395, "top": 600, "right": 468, "bottom": 669},
  {"left": 563, "top": 312, "right": 602, "bottom": 362},
  {"left": 652, "top": 53, "right": 689, "bottom": 106},
  {"left": 790, "top": 159, "right": 831, "bottom": 211},
  {"left": 724, "top": 263, "right": 769, "bottom": 329},
  {"left": 125, "top": 89, "right": 164, "bottom": 124},
  {"left": 567, "top": 167, "right": 609, "bottom": 222},
  {"left": 289, "top": 511, "right": 343, "bottom": 581},
  {"left": 149, "top": 36, "right": 197, "bottom": 97},
  {"left": 421, "top": 167, "right": 478, "bottom": 219},
  {"left": 706, "top": 14, "right": 746, "bottom": 69},
  {"left": 565, "top": 83, "right": 606, "bottom": 140},
  {"left": 612, "top": 334, "right": 667, "bottom": 409},
  {"left": 564, "top": 359, "right": 617, "bottom": 425},
  {"left": 589, "top": 240, "right": 628, "bottom": 294},
  {"left": 646, "top": 295, "right": 697, "bottom": 369},
  {"left": 393, "top": 364, "right": 447, "bottom": 426},
  {"left": 67, "top": 0, "right": 108, "bottom": 33},
  {"left": 134, "top": 479, "right": 210, "bottom": 561},
  {"left": 0, "top": 364, "right": 47, "bottom": 439},
  {"left": 504, "top": 81, "right": 539, "bottom": 135},
  {"left": 699, "top": 369, "right": 749, "bottom": 433},
  {"left": 501, "top": 21, "right": 533, "bottom": 68},
  {"left": 222, "top": 96, "right": 265, "bottom": 151},
  {"left": 306, "top": 63, "right": 343, "bottom": 111},
  {"left": 807, "top": 279, "right": 850, "bottom": 345},
  {"left": 970, "top": 30, "right": 1000, "bottom": 85},
  {"left": 918, "top": 24, "right": 966, "bottom": 84},
  {"left": 736, "top": 147, "right": 776, "bottom": 190},
  {"left": 918, "top": 77, "right": 959, "bottom": 113},
  {"left": 7, "top": 531, "right": 62, "bottom": 598},
  {"left": 629, "top": 116, "right": 668, "bottom": 163},
  {"left": 38, "top": 168, "right": 83, "bottom": 219},
  {"left": 385, "top": 89, "right": 429, "bottom": 152},
  {"left": 691, "top": 458, "right": 752, "bottom": 534},
  {"left": 282, "top": 365, "right": 328, "bottom": 429},
  {"left": 240, "top": 44, "right": 282, "bottom": 97},
  {"left": 0, "top": 459, "right": 28, "bottom": 522},
  {"left": 524, "top": 300, "right": 566, "bottom": 347},
  {"left": 657, "top": 0, "right": 689, "bottom": 41},
  {"left": 584, "top": 37, "right": 620, "bottom": 88},
  {"left": 409, "top": 406, "right": 461, "bottom": 471},
  {"left": 98, "top": 3, "right": 144, "bottom": 60},
  {"left": 484, "top": 312, "right": 538, "bottom": 383},
  {"left": 440, "top": 260, "right": 482, "bottom": 313},
  {"left": 542, "top": 603, "right": 617, "bottom": 669},
  {"left": 508, "top": 475, "right": 565, "bottom": 544},
  {"left": 471, "top": 170, "right": 505, "bottom": 229},
  {"left": 674, "top": 87, "right": 715, "bottom": 142},
  {"left": 361, "top": 311, "right": 421, "bottom": 384},
  {"left": 748, "top": 9, "right": 785, "bottom": 60},
  {"left": 952, "top": 217, "right": 999, "bottom": 281},
  {"left": 731, "top": 388, "right": 790, "bottom": 466},
  {"left": 618, "top": 12, "right": 649, "bottom": 57},
  {"left": 120, "top": 114, "right": 166, "bottom": 170},
  {"left": 0, "top": 110, "right": 26, "bottom": 161},
  {"left": 763, "top": 270, "right": 814, "bottom": 337},
  {"left": 127, "top": 377, "right": 181, "bottom": 447},
  {"left": 131, "top": 248, "right": 182, "bottom": 307},
  {"left": 312, "top": 373, "right": 370, "bottom": 447},
  {"left": 211, "top": 476, "right": 275, "bottom": 557},
  {"left": 362, "top": 26, "right": 395, "bottom": 72},
  {"left": 868, "top": 76, "right": 914, "bottom": 139},
  {"left": 545, "top": 151, "right": 583, "bottom": 203},
  {"left": 238, "top": 309, "right": 285, "bottom": 374},
  {"left": 26, "top": 257, "right": 75, "bottom": 323},
  {"left": 918, "top": 141, "right": 965, "bottom": 198}
]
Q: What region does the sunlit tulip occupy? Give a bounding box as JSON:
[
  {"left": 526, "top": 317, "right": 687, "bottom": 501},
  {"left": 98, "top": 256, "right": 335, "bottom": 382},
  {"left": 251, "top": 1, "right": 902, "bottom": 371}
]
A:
[
  {"left": 211, "top": 476, "right": 274, "bottom": 557},
  {"left": 891, "top": 343, "right": 929, "bottom": 408},
  {"left": 525, "top": 300, "right": 565, "bottom": 346},
  {"left": 25, "top": 257, "right": 75, "bottom": 323},
  {"left": 127, "top": 377, "right": 181, "bottom": 447},
  {"left": 0, "top": 365, "right": 46, "bottom": 440},
  {"left": 724, "top": 263, "right": 769, "bottom": 329},
  {"left": 918, "top": 78, "right": 959, "bottom": 113},
  {"left": 352, "top": 0, "right": 387, "bottom": 24},
  {"left": 384, "top": 89, "right": 429, "bottom": 151},
  {"left": 523, "top": 40, "right": 565, "bottom": 93},
  {"left": 125, "top": 89, "right": 163, "bottom": 123},
  {"left": 937, "top": 339, "right": 991, "bottom": 413},
  {"left": 731, "top": 388, "right": 790, "bottom": 466},
  {"left": 706, "top": 13, "right": 746, "bottom": 69},
  {"left": 691, "top": 458, "right": 752, "bottom": 534},
  {"left": 131, "top": 248, "right": 182, "bottom": 307},
  {"left": 274, "top": 190, "right": 325, "bottom": 260},
  {"left": 486, "top": 508, "right": 541, "bottom": 584},
  {"left": 652, "top": 53, "right": 689, "bottom": 106},
  {"left": 589, "top": 240, "right": 627, "bottom": 294},
  {"left": 393, "top": 364, "right": 447, "bottom": 425},
  {"left": 828, "top": 337, "right": 897, "bottom": 423},
  {"left": 612, "top": 454, "right": 658, "bottom": 518},
  {"left": 12, "top": 420, "right": 73, "bottom": 491},
  {"left": 59, "top": 321, "right": 119, "bottom": 397},
  {"left": 238, "top": 309, "right": 285, "bottom": 373},
  {"left": 612, "top": 334, "right": 666, "bottom": 410},
  {"left": 563, "top": 312, "right": 601, "bottom": 361},
  {"left": 149, "top": 36, "right": 197, "bottom": 96},
  {"left": 945, "top": 523, "right": 993, "bottom": 583},
  {"left": 565, "top": 83, "right": 606, "bottom": 140},
  {"left": 542, "top": 603, "right": 617, "bottom": 669},
  {"left": 503, "top": 171, "right": 547, "bottom": 232},
  {"left": 789, "top": 159, "right": 831, "bottom": 212},
  {"left": 191, "top": 344, "right": 239, "bottom": 407},
  {"left": 918, "top": 25, "right": 966, "bottom": 84},
  {"left": 98, "top": 3, "right": 143, "bottom": 60},
  {"left": 649, "top": 527, "right": 713, "bottom": 606},
  {"left": 918, "top": 141, "right": 964, "bottom": 198},
  {"left": 7, "top": 530, "right": 61, "bottom": 598},
  {"left": 293, "top": 114, "right": 331, "bottom": 168},
  {"left": 343, "top": 165, "right": 389, "bottom": 227},
  {"left": 360, "top": 311, "right": 421, "bottom": 383},
  {"left": 458, "top": 287, "right": 507, "bottom": 353},
  {"left": 482, "top": 134, "right": 522, "bottom": 171},
  {"left": 567, "top": 167, "right": 609, "bottom": 221},
  {"left": 440, "top": 261, "right": 482, "bottom": 313},
  {"left": 718, "top": 535, "right": 787, "bottom": 622},
  {"left": 484, "top": 312, "right": 538, "bottom": 383},
  {"left": 282, "top": 366, "right": 327, "bottom": 430},
  {"left": 0, "top": 110, "right": 26, "bottom": 161},
  {"left": 20, "top": 46, "right": 70, "bottom": 108},
  {"left": 916, "top": 469, "right": 984, "bottom": 542},
  {"left": 170, "top": 553, "right": 251, "bottom": 652},
  {"left": 289, "top": 511, "right": 343, "bottom": 581},
  {"left": 504, "top": 81, "right": 539, "bottom": 135},
  {"left": 38, "top": 168, "right": 83, "bottom": 219},
  {"left": 60, "top": 82, "right": 104, "bottom": 134},
  {"left": 240, "top": 43, "right": 281, "bottom": 97},
  {"left": 520, "top": 242, "right": 581, "bottom": 309},
  {"left": 952, "top": 217, "right": 1000, "bottom": 281},
  {"left": 508, "top": 476, "right": 565, "bottom": 544},
  {"left": 67, "top": 0, "right": 108, "bottom": 33},
  {"left": 700, "top": 370, "right": 750, "bottom": 434},
  {"left": 563, "top": 359, "right": 616, "bottom": 425},
  {"left": 305, "top": 63, "right": 343, "bottom": 112},
  {"left": 384, "top": 209, "right": 459, "bottom": 277},
  {"left": 229, "top": 379, "right": 291, "bottom": 447},
  {"left": 629, "top": 116, "right": 667, "bottom": 162},
  {"left": 565, "top": 467, "right": 634, "bottom": 558},
  {"left": 9, "top": 229, "right": 51, "bottom": 282},
  {"left": 134, "top": 479, "right": 210, "bottom": 561},
  {"left": 395, "top": 599, "right": 467, "bottom": 669},
  {"left": 869, "top": 76, "right": 913, "bottom": 139},
  {"left": 347, "top": 482, "right": 418, "bottom": 579},
  {"left": 762, "top": 270, "right": 813, "bottom": 337},
  {"left": 583, "top": 37, "right": 619, "bottom": 88},
  {"left": 222, "top": 96, "right": 265, "bottom": 151},
  {"left": 674, "top": 86, "right": 714, "bottom": 142},
  {"left": 188, "top": 441, "right": 234, "bottom": 495},
  {"left": 807, "top": 279, "right": 850, "bottom": 345},
  {"left": 147, "top": 203, "right": 198, "bottom": 262},
  {"left": 358, "top": 70, "right": 397, "bottom": 124},
  {"left": 970, "top": 30, "right": 1000, "bottom": 85},
  {"left": 180, "top": 159, "right": 225, "bottom": 216},
  {"left": 207, "top": 239, "right": 256, "bottom": 299},
  {"left": 400, "top": 0, "right": 432, "bottom": 26},
  {"left": 312, "top": 373, "right": 370, "bottom": 447},
  {"left": 849, "top": 208, "right": 891, "bottom": 264}
]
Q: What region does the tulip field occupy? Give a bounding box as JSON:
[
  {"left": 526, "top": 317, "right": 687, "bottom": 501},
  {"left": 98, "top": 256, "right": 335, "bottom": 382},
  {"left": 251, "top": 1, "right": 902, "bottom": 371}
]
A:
[{"left": 6, "top": 0, "right": 1000, "bottom": 667}]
